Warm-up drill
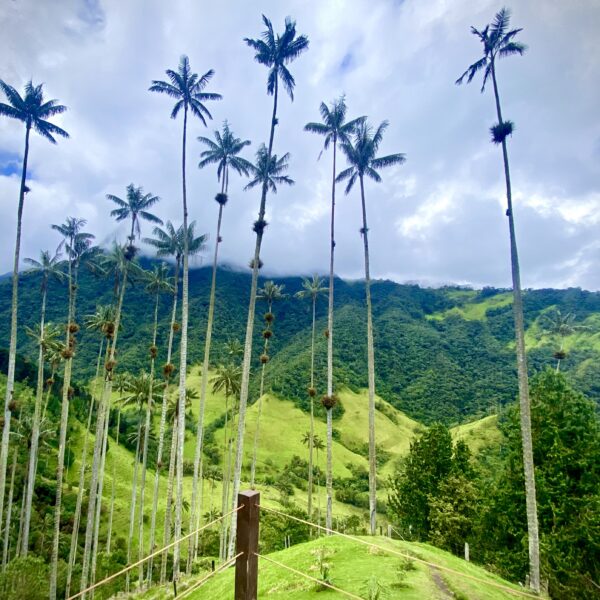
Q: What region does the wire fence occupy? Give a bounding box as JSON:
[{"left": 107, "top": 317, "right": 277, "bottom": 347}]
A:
[
  {"left": 257, "top": 504, "right": 541, "bottom": 600},
  {"left": 255, "top": 552, "right": 365, "bottom": 599},
  {"left": 177, "top": 552, "right": 243, "bottom": 599},
  {"left": 66, "top": 505, "right": 243, "bottom": 600}
]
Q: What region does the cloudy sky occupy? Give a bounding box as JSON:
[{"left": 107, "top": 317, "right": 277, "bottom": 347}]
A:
[{"left": 1, "top": 0, "right": 599, "bottom": 290}]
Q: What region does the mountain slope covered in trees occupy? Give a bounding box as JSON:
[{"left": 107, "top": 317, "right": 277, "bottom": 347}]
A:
[{"left": 1, "top": 262, "right": 599, "bottom": 425}]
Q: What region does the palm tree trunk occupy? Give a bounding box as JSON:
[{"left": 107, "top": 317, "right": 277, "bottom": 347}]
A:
[
  {"left": 491, "top": 61, "right": 540, "bottom": 594},
  {"left": 90, "top": 391, "right": 111, "bottom": 591},
  {"left": 65, "top": 347, "right": 103, "bottom": 599},
  {"left": 189, "top": 175, "right": 227, "bottom": 571},
  {"left": 147, "top": 259, "right": 180, "bottom": 585},
  {"left": 105, "top": 406, "right": 120, "bottom": 554},
  {"left": 308, "top": 296, "right": 316, "bottom": 521},
  {"left": 79, "top": 261, "right": 128, "bottom": 597},
  {"left": 229, "top": 78, "right": 279, "bottom": 559},
  {"left": 1, "top": 449, "right": 18, "bottom": 570},
  {"left": 325, "top": 134, "right": 338, "bottom": 532},
  {"left": 161, "top": 420, "right": 178, "bottom": 585},
  {"left": 0, "top": 123, "right": 31, "bottom": 563},
  {"left": 50, "top": 250, "right": 77, "bottom": 600},
  {"left": 250, "top": 317, "right": 271, "bottom": 489},
  {"left": 219, "top": 394, "right": 230, "bottom": 561},
  {"left": 125, "top": 410, "right": 142, "bottom": 594},
  {"left": 173, "top": 103, "right": 189, "bottom": 582},
  {"left": 21, "top": 278, "right": 48, "bottom": 554},
  {"left": 137, "top": 293, "right": 160, "bottom": 586},
  {"left": 358, "top": 176, "right": 378, "bottom": 535}
]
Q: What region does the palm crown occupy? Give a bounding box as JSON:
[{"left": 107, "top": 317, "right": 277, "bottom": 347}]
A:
[
  {"left": 24, "top": 249, "right": 65, "bottom": 291},
  {"left": 245, "top": 145, "right": 294, "bottom": 193},
  {"left": 107, "top": 184, "right": 162, "bottom": 242},
  {"left": 336, "top": 121, "right": 406, "bottom": 194},
  {"left": 0, "top": 80, "right": 68, "bottom": 143},
  {"left": 455, "top": 7, "right": 527, "bottom": 92},
  {"left": 143, "top": 221, "right": 207, "bottom": 264},
  {"left": 51, "top": 217, "right": 95, "bottom": 260},
  {"left": 211, "top": 363, "right": 242, "bottom": 399},
  {"left": 304, "top": 97, "right": 365, "bottom": 154},
  {"left": 295, "top": 275, "right": 327, "bottom": 301},
  {"left": 149, "top": 55, "right": 222, "bottom": 124},
  {"left": 244, "top": 15, "right": 309, "bottom": 100},
  {"left": 198, "top": 121, "right": 253, "bottom": 184},
  {"left": 144, "top": 262, "right": 174, "bottom": 296},
  {"left": 258, "top": 281, "right": 287, "bottom": 304}
]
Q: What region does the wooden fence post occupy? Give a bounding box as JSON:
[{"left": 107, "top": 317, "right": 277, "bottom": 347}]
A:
[{"left": 235, "top": 490, "right": 260, "bottom": 600}]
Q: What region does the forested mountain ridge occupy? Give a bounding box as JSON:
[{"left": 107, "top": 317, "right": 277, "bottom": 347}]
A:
[{"left": 1, "top": 261, "right": 599, "bottom": 424}]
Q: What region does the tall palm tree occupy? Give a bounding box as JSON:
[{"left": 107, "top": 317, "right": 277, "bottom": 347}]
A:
[
  {"left": 107, "top": 183, "right": 163, "bottom": 252},
  {"left": 120, "top": 370, "right": 165, "bottom": 592},
  {"left": 63, "top": 303, "right": 117, "bottom": 598},
  {"left": 80, "top": 229, "right": 146, "bottom": 594},
  {"left": 188, "top": 122, "right": 252, "bottom": 569},
  {"left": 250, "top": 281, "right": 287, "bottom": 488},
  {"left": 295, "top": 275, "right": 327, "bottom": 519},
  {"left": 0, "top": 81, "right": 68, "bottom": 533},
  {"left": 337, "top": 120, "right": 405, "bottom": 535},
  {"left": 211, "top": 362, "right": 242, "bottom": 561},
  {"left": 137, "top": 264, "right": 172, "bottom": 586},
  {"left": 227, "top": 15, "right": 308, "bottom": 558},
  {"left": 150, "top": 54, "right": 221, "bottom": 581},
  {"left": 20, "top": 249, "right": 64, "bottom": 554},
  {"left": 105, "top": 370, "right": 127, "bottom": 553},
  {"left": 541, "top": 309, "right": 585, "bottom": 372},
  {"left": 456, "top": 8, "right": 539, "bottom": 592},
  {"left": 304, "top": 98, "right": 364, "bottom": 529},
  {"left": 143, "top": 221, "right": 206, "bottom": 584},
  {"left": 49, "top": 218, "right": 94, "bottom": 599}
]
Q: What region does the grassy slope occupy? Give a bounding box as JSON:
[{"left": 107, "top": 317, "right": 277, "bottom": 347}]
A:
[
  {"left": 70, "top": 368, "right": 502, "bottom": 554},
  {"left": 428, "top": 292, "right": 513, "bottom": 322},
  {"left": 150, "top": 535, "right": 533, "bottom": 600}
]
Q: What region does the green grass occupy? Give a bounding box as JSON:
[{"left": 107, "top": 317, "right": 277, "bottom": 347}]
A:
[
  {"left": 145, "top": 535, "right": 536, "bottom": 600},
  {"left": 450, "top": 415, "right": 502, "bottom": 454},
  {"left": 428, "top": 292, "right": 513, "bottom": 322}
]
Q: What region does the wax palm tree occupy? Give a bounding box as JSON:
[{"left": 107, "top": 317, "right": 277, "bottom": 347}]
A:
[
  {"left": 313, "top": 434, "right": 325, "bottom": 527},
  {"left": 541, "top": 309, "right": 586, "bottom": 372},
  {"left": 295, "top": 275, "right": 327, "bottom": 519},
  {"left": 244, "top": 145, "right": 294, "bottom": 193},
  {"left": 456, "top": 8, "right": 539, "bottom": 591},
  {"left": 150, "top": 55, "right": 221, "bottom": 581},
  {"left": 227, "top": 15, "right": 308, "bottom": 558},
  {"left": 118, "top": 371, "right": 165, "bottom": 592},
  {"left": 107, "top": 183, "right": 162, "bottom": 254},
  {"left": 143, "top": 222, "right": 206, "bottom": 584},
  {"left": 79, "top": 238, "right": 143, "bottom": 595},
  {"left": 137, "top": 264, "right": 173, "bottom": 585},
  {"left": 105, "top": 370, "right": 128, "bottom": 554},
  {"left": 0, "top": 81, "right": 68, "bottom": 538},
  {"left": 337, "top": 120, "right": 405, "bottom": 534},
  {"left": 225, "top": 338, "right": 244, "bottom": 360},
  {"left": 20, "top": 249, "right": 64, "bottom": 554},
  {"left": 188, "top": 122, "right": 252, "bottom": 570},
  {"left": 49, "top": 218, "right": 94, "bottom": 598},
  {"left": 250, "top": 281, "right": 287, "bottom": 488},
  {"left": 305, "top": 99, "right": 364, "bottom": 527},
  {"left": 211, "top": 362, "right": 242, "bottom": 560}
]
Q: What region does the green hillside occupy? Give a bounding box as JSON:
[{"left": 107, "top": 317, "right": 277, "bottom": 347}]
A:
[
  {"left": 2, "top": 264, "right": 600, "bottom": 426},
  {"left": 138, "top": 535, "right": 537, "bottom": 600}
]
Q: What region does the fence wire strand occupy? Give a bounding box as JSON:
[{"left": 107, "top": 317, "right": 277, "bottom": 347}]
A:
[
  {"left": 177, "top": 552, "right": 243, "bottom": 599},
  {"left": 67, "top": 505, "right": 243, "bottom": 600},
  {"left": 255, "top": 552, "right": 365, "bottom": 599},
  {"left": 258, "top": 504, "right": 540, "bottom": 600}
]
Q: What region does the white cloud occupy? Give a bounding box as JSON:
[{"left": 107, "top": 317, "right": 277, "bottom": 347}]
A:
[{"left": 0, "top": 0, "right": 598, "bottom": 290}]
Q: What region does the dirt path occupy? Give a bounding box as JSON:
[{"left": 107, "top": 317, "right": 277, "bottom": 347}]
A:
[{"left": 429, "top": 566, "right": 455, "bottom": 599}]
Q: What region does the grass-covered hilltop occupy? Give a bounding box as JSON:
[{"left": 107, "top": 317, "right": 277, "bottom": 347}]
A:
[{"left": 0, "top": 4, "right": 599, "bottom": 600}]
